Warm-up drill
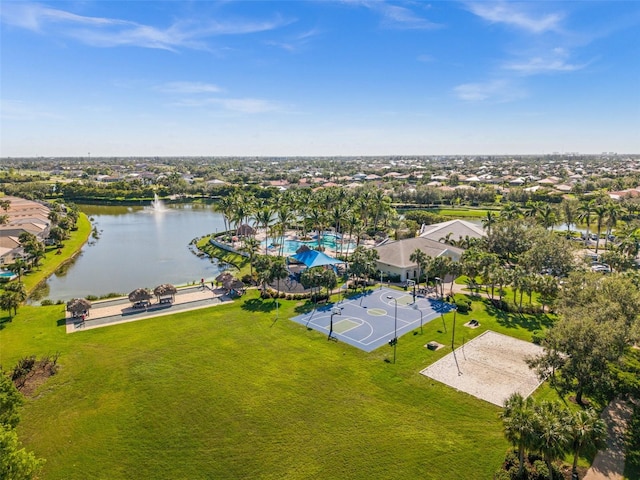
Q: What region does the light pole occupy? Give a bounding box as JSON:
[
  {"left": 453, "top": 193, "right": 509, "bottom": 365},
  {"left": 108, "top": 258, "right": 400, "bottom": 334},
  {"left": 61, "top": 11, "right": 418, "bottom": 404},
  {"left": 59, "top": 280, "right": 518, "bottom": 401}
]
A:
[
  {"left": 329, "top": 306, "right": 341, "bottom": 340},
  {"left": 413, "top": 302, "right": 423, "bottom": 334},
  {"left": 386, "top": 296, "right": 398, "bottom": 363}
]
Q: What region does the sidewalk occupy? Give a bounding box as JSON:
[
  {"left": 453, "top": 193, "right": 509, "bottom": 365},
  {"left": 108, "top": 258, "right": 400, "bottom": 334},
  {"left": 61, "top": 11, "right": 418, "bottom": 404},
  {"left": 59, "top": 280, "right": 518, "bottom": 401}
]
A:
[{"left": 583, "top": 398, "right": 633, "bottom": 480}]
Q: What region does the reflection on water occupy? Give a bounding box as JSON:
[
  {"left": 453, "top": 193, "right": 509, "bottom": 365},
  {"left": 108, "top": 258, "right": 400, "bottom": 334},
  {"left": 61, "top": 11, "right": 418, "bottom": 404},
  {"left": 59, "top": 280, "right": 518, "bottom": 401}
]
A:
[{"left": 35, "top": 202, "right": 227, "bottom": 302}]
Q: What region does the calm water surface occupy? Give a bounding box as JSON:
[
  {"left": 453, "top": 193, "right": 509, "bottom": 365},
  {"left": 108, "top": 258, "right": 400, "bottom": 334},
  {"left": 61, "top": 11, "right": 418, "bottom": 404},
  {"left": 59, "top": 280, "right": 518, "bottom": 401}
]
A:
[{"left": 32, "top": 203, "right": 226, "bottom": 302}]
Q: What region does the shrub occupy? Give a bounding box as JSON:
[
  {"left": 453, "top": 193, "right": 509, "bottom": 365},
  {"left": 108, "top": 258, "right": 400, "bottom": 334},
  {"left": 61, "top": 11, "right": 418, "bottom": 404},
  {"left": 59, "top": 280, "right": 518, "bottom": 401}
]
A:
[
  {"left": 530, "top": 460, "right": 549, "bottom": 480},
  {"left": 40, "top": 299, "right": 54, "bottom": 306},
  {"left": 493, "top": 469, "right": 511, "bottom": 480},
  {"left": 455, "top": 300, "right": 470, "bottom": 313},
  {"left": 531, "top": 330, "right": 545, "bottom": 345}
]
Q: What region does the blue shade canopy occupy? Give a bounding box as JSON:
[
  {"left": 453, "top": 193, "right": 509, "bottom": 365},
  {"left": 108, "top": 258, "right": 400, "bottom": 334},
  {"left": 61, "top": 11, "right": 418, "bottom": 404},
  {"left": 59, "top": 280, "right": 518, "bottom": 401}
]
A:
[{"left": 290, "top": 250, "right": 344, "bottom": 269}]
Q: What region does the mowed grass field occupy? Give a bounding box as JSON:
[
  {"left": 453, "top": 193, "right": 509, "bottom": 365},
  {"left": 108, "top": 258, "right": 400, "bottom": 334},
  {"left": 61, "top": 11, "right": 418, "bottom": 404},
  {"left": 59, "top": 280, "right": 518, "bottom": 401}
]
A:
[{"left": 0, "top": 290, "right": 551, "bottom": 480}]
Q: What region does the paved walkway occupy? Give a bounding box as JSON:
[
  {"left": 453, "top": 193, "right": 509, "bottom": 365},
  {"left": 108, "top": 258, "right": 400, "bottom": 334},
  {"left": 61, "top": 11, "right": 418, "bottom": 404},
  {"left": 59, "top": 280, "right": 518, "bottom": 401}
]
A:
[
  {"left": 66, "top": 285, "right": 233, "bottom": 333},
  {"left": 583, "top": 398, "right": 633, "bottom": 480}
]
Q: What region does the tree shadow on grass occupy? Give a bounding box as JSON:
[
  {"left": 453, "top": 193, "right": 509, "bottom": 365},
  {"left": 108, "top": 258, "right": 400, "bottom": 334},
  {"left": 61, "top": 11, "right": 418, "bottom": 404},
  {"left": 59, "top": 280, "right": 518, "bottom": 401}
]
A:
[
  {"left": 241, "top": 298, "right": 276, "bottom": 313},
  {"left": 0, "top": 315, "right": 12, "bottom": 330},
  {"left": 293, "top": 301, "right": 333, "bottom": 315},
  {"left": 484, "top": 301, "right": 554, "bottom": 332}
]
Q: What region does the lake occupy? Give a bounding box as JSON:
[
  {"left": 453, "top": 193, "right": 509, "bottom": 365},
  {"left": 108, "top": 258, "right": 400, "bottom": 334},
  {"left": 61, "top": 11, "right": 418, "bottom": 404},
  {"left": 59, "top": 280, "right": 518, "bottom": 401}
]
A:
[{"left": 31, "top": 202, "right": 227, "bottom": 302}]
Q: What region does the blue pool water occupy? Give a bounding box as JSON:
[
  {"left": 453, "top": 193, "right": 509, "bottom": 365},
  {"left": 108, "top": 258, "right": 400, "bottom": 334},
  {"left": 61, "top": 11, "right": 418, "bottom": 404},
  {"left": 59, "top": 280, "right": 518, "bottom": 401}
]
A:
[{"left": 264, "top": 234, "right": 355, "bottom": 256}]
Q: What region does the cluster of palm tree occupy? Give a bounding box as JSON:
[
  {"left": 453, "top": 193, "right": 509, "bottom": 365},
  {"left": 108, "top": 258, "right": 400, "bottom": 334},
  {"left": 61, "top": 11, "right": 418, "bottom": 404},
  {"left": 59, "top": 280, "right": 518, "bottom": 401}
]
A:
[
  {"left": 500, "top": 393, "right": 606, "bottom": 480},
  {"left": 0, "top": 282, "right": 27, "bottom": 318},
  {"left": 214, "top": 186, "right": 395, "bottom": 259},
  {"left": 408, "top": 249, "right": 460, "bottom": 298},
  {"left": 492, "top": 197, "right": 630, "bottom": 254},
  {"left": 460, "top": 248, "right": 560, "bottom": 311},
  {"left": 47, "top": 202, "right": 80, "bottom": 247}
]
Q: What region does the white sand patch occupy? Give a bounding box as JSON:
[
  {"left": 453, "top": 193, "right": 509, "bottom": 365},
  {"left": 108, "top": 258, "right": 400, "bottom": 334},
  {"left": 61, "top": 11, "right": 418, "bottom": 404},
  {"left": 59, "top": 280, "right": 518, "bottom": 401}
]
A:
[{"left": 420, "top": 330, "right": 544, "bottom": 407}]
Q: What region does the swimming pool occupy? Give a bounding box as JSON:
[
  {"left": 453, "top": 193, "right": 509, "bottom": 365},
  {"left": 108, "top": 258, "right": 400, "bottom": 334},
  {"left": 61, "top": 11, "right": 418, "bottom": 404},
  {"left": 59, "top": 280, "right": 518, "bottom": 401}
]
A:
[
  {"left": 0, "top": 270, "right": 17, "bottom": 280},
  {"left": 263, "top": 234, "right": 355, "bottom": 256}
]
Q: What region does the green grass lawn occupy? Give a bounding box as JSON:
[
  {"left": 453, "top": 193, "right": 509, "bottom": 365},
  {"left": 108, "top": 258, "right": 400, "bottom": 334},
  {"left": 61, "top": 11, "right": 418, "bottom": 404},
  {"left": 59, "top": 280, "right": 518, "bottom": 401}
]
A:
[
  {"left": 196, "top": 236, "right": 251, "bottom": 278},
  {"left": 0, "top": 288, "right": 565, "bottom": 480}
]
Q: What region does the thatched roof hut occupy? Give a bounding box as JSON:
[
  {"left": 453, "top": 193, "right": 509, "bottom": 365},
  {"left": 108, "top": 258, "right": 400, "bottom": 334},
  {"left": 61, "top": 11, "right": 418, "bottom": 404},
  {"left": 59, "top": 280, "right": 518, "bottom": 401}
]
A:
[
  {"left": 236, "top": 223, "right": 255, "bottom": 237},
  {"left": 229, "top": 279, "right": 245, "bottom": 294},
  {"left": 216, "top": 272, "right": 233, "bottom": 285},
  {"left": 128, "top": 288, "right": 153, "bottom": 304},
  {"left": 66, "top": 298, "right": 91, "bottom": 317},
  {"left": 153, "top": 284, "right": 177, "bottom": 301}
]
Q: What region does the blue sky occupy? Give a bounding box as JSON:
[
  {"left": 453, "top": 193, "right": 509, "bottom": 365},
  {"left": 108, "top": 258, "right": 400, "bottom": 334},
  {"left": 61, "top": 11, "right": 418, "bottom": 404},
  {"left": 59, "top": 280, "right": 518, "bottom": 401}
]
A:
[{"left": 1, "top": 1, "right": 639, "bottom": 157}]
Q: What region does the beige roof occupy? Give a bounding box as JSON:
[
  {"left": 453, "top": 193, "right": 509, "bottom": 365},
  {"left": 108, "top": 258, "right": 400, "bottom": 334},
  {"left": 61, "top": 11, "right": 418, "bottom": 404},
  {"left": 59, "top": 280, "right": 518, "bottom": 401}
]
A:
[
  {"left": 374, "top": 237, "right": 464, "bottom": 269},
  {"left": 419, "top": 219, "right": 486, "bottom": 242}
]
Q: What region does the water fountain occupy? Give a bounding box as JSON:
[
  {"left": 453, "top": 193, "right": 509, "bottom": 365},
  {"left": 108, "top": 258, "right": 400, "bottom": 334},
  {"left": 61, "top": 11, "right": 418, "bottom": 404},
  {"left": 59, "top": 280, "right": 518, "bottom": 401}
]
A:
[{"left": 149, "top": 193, "right": 167, "bottom": 213}]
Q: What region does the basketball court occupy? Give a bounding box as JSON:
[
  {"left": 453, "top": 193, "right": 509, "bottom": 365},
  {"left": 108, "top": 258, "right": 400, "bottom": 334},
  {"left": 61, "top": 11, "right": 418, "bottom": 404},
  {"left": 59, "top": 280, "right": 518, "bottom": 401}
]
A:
[{"left": 290, "top": 287, "right": 454, "bottom": 352}]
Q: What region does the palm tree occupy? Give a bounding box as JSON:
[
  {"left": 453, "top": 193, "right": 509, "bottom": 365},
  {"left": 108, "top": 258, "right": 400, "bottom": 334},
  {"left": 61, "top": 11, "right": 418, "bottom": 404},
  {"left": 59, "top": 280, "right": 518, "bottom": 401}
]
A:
[
  {"left": 568, "top": 409, "right": 606, "bottom": 477},
  {"left": 430, "top": 256, "right": 451, "bottom": 298},
  {"left": 308, "top": 207, "right": 326, "bottom": 250},
  {"left": 500, "top": 202, "right": 522, "bottom": 221},
  {"left": 523, "top": 201, "right": 543, "bottom": 222},
  {"left": 253, "top": 207, "right": 275, "bottom": 253},
  {"left": 561, "top": 198, "right": 579, "bottom": 236},
  {"left": 241, "top": 237, "right": 261, "bottom": 280},
  {"left": 276, "top": 205, "right": 293, "bottom": 257},
  {"left": 482, "top": 211, "right": 497, "bottom": 235},
  {"left": 8, "top": 258, "right": 27, "bottom": 282},
  {"left": 534, "top": 401, "right": 570, "bottom": 480},
  {"left": 604, "top": 202, "right": 623, "bottom": 249},
  {"left": 577, "top": 200, "right": 594, "bottom": 246},
  {"left": 269, "top": 257, "right": 289, "bottom": 299},
  {"left": 500, "top": 393, "right": 538, "bottom": 478},
  {"left": 539, "top": 204, "right": 557, "bottom": 231},
  {"left": 409, "top": 249, "right": 428, "bottom": 289},
  {"left": 593, "top": 204, "right": 608, "bottom": 254}
]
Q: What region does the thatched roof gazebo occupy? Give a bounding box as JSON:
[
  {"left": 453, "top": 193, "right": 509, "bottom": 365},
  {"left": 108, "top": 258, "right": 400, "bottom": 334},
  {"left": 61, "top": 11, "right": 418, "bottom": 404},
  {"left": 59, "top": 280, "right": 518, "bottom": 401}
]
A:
[
  {"left": 66, "top": 298, "right": 92, "bottom": 318},
  {"left": 128, "top": 288, "right": 153, "bottom": 307},
  {"left": 236, "top": 223, "right": 255, "bottom": 237},
  {"left": 228, "top": 279, "right": 245, "bottom": 296},
  {"left": 216, "top": 272, "right": 233, "bottom": 286},
  {"left": 153, "top": 284, "right": 177, "bottom": 304}
]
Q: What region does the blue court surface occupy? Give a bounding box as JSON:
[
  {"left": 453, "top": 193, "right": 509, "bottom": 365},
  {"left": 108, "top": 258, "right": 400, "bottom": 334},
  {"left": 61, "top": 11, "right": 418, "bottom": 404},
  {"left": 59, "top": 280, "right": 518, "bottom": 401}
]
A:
[{"left": 290, "top": 287, "right": 455, "bottom": 352}]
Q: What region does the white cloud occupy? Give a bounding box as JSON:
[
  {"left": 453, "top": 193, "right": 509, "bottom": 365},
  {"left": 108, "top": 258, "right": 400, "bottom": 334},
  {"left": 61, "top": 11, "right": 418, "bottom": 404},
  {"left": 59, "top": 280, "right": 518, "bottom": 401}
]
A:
[
  {"left": 266, "top": 28, "right": 322, "bottom": 52},
  {"left": 453, "top": 79, "right": 525, "bottom": 103},
  {"left": 347, "top": 1, "right": 441, "bottom": 29},
  {"left": 503, "top": 47, "right": 589, "bottom": 74},
  {"left": 0, "top": 3, "right": 292, "bottom": 51},
  {"left": 504, "top": 57, "right": 586, "bottom": 74},
  {"left": 171, "top": 97, "right": 284, "bottom": 114},
  {"left": 157, "top": 82, "right": 223, "bottom": 94},
  {"left": 466, "top": 2, "right": 563, "bottom": 34}
]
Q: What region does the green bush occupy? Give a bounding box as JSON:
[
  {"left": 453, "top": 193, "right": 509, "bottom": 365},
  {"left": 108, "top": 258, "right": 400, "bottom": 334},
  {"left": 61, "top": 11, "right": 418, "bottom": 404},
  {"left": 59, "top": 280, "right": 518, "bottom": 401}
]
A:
[
  {"left": 493, "top": 469, "right": 511, "bottom": 480},
  {"left": 455, "top": 300, "right": 470, "bottom": 313},
  {"left": 530, "top": 460, "right": 548, "bottom": 480}
]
